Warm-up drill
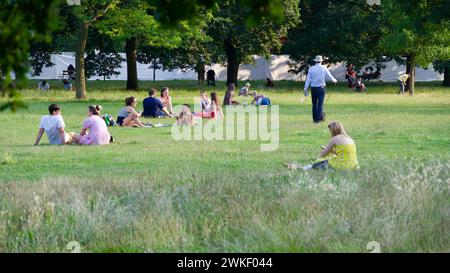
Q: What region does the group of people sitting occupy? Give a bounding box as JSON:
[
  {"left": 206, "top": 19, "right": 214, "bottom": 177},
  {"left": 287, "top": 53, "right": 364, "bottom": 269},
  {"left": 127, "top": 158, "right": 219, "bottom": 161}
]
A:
[
  {"left": 35, "top": 104, "right": 111, "bottom": 146},
  {"left": 34, "top": 78, "right": 358, "bottom": 172},
  {"left": 38, "top": 80, "right": 73, "bottom": 91},
  {"left": 115, "top": 84, "right": 271, "bottom": 128},
  {"left": 224, "top": 82, "right": 272, "bottom": 106}
]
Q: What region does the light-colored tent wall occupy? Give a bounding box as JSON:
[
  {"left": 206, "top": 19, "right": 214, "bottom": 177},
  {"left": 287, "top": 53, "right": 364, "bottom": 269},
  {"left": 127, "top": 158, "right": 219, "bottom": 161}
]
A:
[{"left": 29, "top": 53, "right": 444, "bottom": 82}]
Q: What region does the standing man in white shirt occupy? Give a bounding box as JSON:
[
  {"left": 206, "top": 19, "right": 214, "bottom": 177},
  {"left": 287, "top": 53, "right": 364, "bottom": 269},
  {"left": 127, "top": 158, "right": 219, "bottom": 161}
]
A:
[
  {"left": 304, "top": 55, "right": 337, "bottom": 123},
  {"left": 34, "top": 104, "right": 71, "bottom": 145}
]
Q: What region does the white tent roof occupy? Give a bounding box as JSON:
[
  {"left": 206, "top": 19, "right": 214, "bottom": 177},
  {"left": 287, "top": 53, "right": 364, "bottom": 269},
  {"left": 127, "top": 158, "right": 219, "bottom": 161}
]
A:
[{"left": 29, "top": 53, "right": 444, "bottom": 82}]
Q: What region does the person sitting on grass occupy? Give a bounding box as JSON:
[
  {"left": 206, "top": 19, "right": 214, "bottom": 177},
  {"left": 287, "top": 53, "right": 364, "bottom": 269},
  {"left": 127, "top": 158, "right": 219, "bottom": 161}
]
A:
[
  {"left": 355, "top": 77, "right": 366, "bottom": 92},
  {"left": 159, "top": 87, "right": 174, "bottom": 116},
  {"left": 117, "top": 96, "right": 146, "bottom": 127},
  {"left": 223, "top": 83, "right": 239, "bottom": 106},
  {"left": 72, "top": 105, "right": 111, "bottom": 145},
  {"left": 210, "top": 92, "right": 224, "bottom": 119},
  {"left": 239, "top": 82, "right": 256, "bottom": 96},
  {"left": 34, "top": 104, "right": 72, "bottom": 145},
  {"left": 143, "top": 88, "right": 173, "bottom": 118},
  {"left": 285, "top": 121, "right": 359, "bottom": 171},
  {"left": 63, "top": 79, "right": 73, "bottom": 91},
  {"left": 38, "top": 80, "right": 50, "bottom": 91},
  {"left": 200, "top": 90, "right": 211, "bottom": 112},
  {"left": 194, "top": 91, "right": 212, "bottom": 118},
  {"left": 176, "top": 104, "right": 195, "bottom": 126},
  {"left": 251, "top": 94, "right": 271, "bottom": 106}
]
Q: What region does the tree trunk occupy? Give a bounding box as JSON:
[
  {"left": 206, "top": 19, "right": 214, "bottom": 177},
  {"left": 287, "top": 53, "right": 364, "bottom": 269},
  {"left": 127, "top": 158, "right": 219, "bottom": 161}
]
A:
[
  {"left": 125, "top": 37, "right": 138, "bottom": 90},
  {"left": 75, "top": 21, "right": 89, "bottom": 99},
  {"left": 224, "top": 38, "right": 239, "bottom": 86},
  {"left": 153, "top": 58, "right": 156, "bottom": 82},
  {"left": 444, "top": 64, "right": 450, "bottom": 87},
  {"left": 406, "top": 54, "right": 416, "bottom": 95},
  {"left": 405, "top": 61, "right": 411, "bottom": 92},
  {"left": 196, "top": 62, "right": 206, "bottom": 87}
]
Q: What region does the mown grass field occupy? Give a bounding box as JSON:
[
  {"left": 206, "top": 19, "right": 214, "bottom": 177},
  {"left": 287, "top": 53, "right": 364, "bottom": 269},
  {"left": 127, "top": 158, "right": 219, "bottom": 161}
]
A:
[{"left": 0, "top": 80, "right": 449, "bottom": 253}]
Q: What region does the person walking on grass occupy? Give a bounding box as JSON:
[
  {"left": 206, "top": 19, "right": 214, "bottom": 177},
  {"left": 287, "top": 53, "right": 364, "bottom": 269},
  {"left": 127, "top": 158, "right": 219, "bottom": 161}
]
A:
[
  {"left": 285, "top": 121, "right": 359, "bottom": 171},
  {"left": 398, "top": 73, "right": 409, "bottom": 95},
  {"left": 34, "top": 104, "right": 72, "bottom": 145},
  {"left": 303, "top": 55, "right": 337, "bottom": 123},
  {"left": 72, "top": 105, "right": 111, "bottom": 145}
]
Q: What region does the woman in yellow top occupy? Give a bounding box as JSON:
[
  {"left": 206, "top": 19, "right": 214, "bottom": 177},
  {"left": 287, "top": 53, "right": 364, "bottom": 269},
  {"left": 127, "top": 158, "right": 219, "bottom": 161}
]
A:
[
  {"left": 286, "top": 121, "right": 359, "bottom": 170},
  {"left": 313, "top": 121, "right": 359, "bottom": 170}
]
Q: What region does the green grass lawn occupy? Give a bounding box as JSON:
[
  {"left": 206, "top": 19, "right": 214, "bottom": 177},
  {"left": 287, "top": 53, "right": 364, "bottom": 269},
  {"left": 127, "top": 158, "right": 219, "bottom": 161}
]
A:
[{"left": 0, "top": 80, "right": 449, "bottom": 252}]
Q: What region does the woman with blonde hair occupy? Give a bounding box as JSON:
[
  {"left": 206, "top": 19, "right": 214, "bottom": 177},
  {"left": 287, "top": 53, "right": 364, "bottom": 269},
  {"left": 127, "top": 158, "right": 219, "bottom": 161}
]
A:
[{"left": 286, "top": 121, "right": 359, "bottom": 170}]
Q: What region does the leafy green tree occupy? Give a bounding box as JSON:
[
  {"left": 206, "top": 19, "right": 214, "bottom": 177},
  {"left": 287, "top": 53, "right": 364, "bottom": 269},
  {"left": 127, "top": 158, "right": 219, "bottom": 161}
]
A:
[
  {"left": 137, "top": 35, "right": 218, "bottom": 84},
  {"left": 0, "top": 0, "right": 59, "bottom": 111},
  {"left": 380, "top": 0, "right": 450, "bottom": 94},
  {"left": 29, "top": 39, "right": 57, "bottom": 77},
  {"left": 433, "top": 60, "right": 450, "bottom": 86},
  {"left": 71, "top": 0, "right": 120, "bottom": 99},
  {"left": 85, "top": 51, "right": 125, "bottom": 80},
  {"left": 97, "top": 0, "right": 209, "bottom": 90},
  {"left": 207, "top": 0, "right": 300, "bottom": 85},
  {"left": 283, "top": 0, "right": 385, "bottom": 73}
]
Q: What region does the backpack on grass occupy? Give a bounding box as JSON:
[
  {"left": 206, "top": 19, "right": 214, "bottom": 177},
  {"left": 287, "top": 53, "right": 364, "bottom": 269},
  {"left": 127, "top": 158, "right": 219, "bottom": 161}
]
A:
[{"left": 102, "top": 114, "right": 116, "bottom": 127}]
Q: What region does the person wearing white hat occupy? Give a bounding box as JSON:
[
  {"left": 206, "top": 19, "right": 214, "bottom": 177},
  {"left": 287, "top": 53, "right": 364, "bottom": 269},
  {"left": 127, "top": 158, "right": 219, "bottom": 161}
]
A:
[{"left": 304, "top": 55, "right": 337, "bottom": 123}]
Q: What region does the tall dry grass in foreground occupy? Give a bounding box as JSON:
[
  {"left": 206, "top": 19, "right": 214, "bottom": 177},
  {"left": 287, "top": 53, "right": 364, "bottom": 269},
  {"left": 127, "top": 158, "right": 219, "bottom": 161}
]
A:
[{"left": 0, "top": 158, "right": 448, "bottom": 253}]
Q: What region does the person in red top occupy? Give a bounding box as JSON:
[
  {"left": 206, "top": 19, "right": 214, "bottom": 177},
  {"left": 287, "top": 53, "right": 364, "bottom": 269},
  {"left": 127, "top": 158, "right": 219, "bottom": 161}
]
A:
[{"left": 345, "top": 64, "right": 357, "bottom": 89}]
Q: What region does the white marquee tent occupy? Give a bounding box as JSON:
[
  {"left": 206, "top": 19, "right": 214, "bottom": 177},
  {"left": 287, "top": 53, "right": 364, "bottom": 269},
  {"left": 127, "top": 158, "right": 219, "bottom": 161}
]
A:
[{"left": 29, "top": 53, "right": 444, "bottom": 82}]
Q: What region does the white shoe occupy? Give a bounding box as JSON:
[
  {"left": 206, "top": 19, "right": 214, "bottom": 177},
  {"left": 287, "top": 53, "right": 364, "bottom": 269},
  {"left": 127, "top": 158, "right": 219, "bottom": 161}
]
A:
[{"left": 302, "top": 164, "right": 313, "bottom": 171}]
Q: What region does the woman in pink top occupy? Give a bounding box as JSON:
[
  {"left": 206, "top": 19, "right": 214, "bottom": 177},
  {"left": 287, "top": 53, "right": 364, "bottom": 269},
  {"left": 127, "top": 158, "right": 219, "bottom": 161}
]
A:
[{"left": 73, "top": 105, "right": 111, "bottom": 145}]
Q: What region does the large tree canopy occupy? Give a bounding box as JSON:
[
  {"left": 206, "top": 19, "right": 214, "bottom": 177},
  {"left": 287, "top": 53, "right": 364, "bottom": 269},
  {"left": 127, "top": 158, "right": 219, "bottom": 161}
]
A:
[
  {"left": 97, "top": 0, "right": 208, "bottom": 90},
  {"left": 380, "top": 0, "right": 450, "bottom": 94},
  {"left": 207, "top": 0, "right": 300, "bottom": 85},
  {"left": 0, "top": 0, "right": 59, "bottom": 111},
  {"left": 283, "top": 0, "right": 384, "bottom": 73}
]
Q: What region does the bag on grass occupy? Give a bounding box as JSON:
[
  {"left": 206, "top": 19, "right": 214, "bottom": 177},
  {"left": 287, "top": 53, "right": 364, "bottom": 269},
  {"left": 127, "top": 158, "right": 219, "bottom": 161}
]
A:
[{"left": 102, "top": 114, "right": 116, "bottom": 127}]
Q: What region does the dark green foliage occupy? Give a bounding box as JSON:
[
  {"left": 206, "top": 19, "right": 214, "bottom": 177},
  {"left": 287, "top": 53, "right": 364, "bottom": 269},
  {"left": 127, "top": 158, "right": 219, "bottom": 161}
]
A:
[
  {"left": 0, "top": 0, "right": 59, "bottom": 111},
  {"left": 85, "top": 51, "right": 125, "bottom": 80},
  {"left": 283, "top": 0, "right": 384, "bottom": 72}
]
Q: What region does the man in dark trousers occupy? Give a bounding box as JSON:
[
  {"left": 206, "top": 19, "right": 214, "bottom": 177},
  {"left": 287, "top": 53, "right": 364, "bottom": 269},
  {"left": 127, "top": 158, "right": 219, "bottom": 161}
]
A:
[{"left": 303, "top": 55, "right": 337, "bottom": 123}]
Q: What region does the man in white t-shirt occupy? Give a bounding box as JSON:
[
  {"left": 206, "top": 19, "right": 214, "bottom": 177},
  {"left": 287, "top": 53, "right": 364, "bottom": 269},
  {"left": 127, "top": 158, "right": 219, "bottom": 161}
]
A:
[{"left": 34, "top": 104, "right": 71, "bottom": 145}]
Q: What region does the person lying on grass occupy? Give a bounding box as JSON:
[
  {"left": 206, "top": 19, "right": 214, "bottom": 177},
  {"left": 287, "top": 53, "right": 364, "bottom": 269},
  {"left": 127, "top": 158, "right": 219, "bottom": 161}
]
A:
[
  {"left": 251, "top": 94, "right": 271, "bottom": 106},
  {"left": 72, "top": 105, "right": 111, "bottom": 145},
  {"left": 34, "top": 104, "right": 73, "bottom": 146},
  {"left": 286, "top": 121, "right": 359, "bottom": 170},
  {"left": 116, "top": 96, "right": 147, "bottom": 127}
]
